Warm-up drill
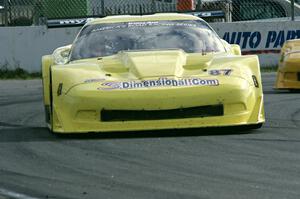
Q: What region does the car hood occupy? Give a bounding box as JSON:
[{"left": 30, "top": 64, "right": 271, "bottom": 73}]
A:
[
  {"left": 70, "top": 49, "right": 215, "bottom": 78},
  {"left": 51, "top": 49, "right": 257, "bottom": 94},
  {"left": 110, "top": 50, "right": 217, "bottom": 77}
]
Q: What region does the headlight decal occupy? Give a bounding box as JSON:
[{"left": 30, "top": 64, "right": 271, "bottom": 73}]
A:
[
  {"left": 57, "top": 83, "right": 63, "bottom": 96},
  {"left": 252, "top": 75, "right": 259, "bottom": 88}
]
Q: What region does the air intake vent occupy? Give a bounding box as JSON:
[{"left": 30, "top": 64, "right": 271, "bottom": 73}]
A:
[{"left": 101, "top": 105, "right": 224, "bottom": 122}]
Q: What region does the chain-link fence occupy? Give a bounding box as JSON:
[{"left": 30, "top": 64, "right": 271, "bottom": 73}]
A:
[
  {"left": 0, "top": 0, "right": 299, "bottom": 26},
  {"left": 232, "top": 0, "right": 300, "bottom": 21}
]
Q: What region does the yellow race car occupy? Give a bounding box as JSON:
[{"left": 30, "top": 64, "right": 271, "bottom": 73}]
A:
[
  {"left": 42, "top": 13, "right": 265, "bottom": 133},
  {"left": 275, "top": 39, "right": 300, "bottom": 91}
]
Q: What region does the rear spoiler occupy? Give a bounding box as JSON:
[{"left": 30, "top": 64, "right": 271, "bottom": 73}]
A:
[{"left": 47, "top": 11, "right": 225, "bottom": 28}]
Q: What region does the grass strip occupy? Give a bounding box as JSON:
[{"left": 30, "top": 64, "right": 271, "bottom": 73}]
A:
[{"left": 0, "top": 66, "right": 41, "bottom": 79}]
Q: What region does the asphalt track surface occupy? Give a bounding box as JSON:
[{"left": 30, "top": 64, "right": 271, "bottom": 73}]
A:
[{"left": 0, "top": 73, "right": 300, "bottom": 199}]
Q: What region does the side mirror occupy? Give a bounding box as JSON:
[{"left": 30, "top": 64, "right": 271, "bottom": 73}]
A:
[
  {"left": 230, "top": 44, "right": 242, "bottom": 56},
  {"left": 220, "top": 39, "right": 242, "bottom": 56},
  {"left": 53, "top": 45, "right": 72, "bottom": 65},
  {"left": 220, "top": 39, "right": 231, "bottom": 49}
]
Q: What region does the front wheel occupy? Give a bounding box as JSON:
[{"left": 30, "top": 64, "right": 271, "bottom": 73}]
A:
[{"left": 44, "top": 105, "right": 53, "bottom": 133}]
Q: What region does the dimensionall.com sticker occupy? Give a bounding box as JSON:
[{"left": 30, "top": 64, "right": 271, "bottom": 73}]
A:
[{"left": 98, "top": 77, "right": 219, "bottom": 90}]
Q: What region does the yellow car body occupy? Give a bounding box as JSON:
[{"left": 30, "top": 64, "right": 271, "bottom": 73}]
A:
[
  {"left": 275, "top": 39, "right": 300, "bottom": 90},
  {"left": 42, "top": 13, "right": 265, "bottom": 133}
]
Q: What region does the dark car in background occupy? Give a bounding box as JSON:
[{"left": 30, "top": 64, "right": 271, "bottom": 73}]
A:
[
  {"left": 176, "top": 0, "right": 300, "bottom": 22},
  {"left": 200, "top": 0, "right": 300, "bottom": 21},
  {"left": 232, "top": 0, "right": 300, "bottom": 21}
]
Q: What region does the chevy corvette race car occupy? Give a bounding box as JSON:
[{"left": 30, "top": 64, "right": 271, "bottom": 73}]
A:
[
  {"left": 42, "top": 13, "right": 265, "bottom": 133},
  {"left": 275, "top": 39, "right": 300, "bottom": 91}
]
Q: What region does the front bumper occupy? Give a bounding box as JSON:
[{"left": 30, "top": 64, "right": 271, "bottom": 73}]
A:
[
  {"left": 275, "top": 71, "right": 300, "bottom": 89},
  {"left": 51, "top": 78, "right": 265, "bottom": 133}
]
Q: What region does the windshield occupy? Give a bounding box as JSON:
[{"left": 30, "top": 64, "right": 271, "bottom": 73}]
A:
[{"left": 70, "top": 20, "right": 226, "bottom": 61}]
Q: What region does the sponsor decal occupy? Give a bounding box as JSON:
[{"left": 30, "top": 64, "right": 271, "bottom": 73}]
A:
[
  {"left": 188, "top": 11, "right": 225, "bottom": 18},
  {"left": 208, "top": 69, "right": 232, "bottom": 76},
  {"left": 60, "top": 19, "right": 86, "bottom": 25},
  {"left": 223, "top": 30, "right": 300, "bottom": 54},
  {"left": 91, "top": 21, "right": 199, "bottom": 34},
  {"left": 47, "top": 18, "right": 95, "bottom": 28},
  {"left": 84, "top": 78, "right": 105, "bottom": 83},
  {"left": 223, "top": 31, "right": 262, "bottom": 49},
  {"left": 98, "top": 77, "right": 219, "bottom": 90}
]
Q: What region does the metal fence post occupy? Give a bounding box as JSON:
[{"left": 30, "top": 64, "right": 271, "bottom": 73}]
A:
[
  {"left": 101, "top": 0, "right": 105, "bottom": 16},
  {"left": 196, "top": 0, "right": 202, "bottom": 10},
  {"left": 4, "top": 0, "right": 8, "bottom": 26},
  {"left": 151, "top": 0, "right": 156, "bottom": 13},
  {"left": 226, "top": 0, "right": 232, "bottom": 22},
  {"left": 291, "top": 0, "right": 295, "bottom": 21}
]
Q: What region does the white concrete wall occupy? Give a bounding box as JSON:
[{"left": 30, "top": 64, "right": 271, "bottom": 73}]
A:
[
  {"left": 0, "top": 26, "right": 80, "bottom": 71},
  {"left": 1, "top": 20, "right": 300, "bottom": 72}
]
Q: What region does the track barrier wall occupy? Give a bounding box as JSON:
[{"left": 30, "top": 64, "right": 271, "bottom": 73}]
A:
[{"left": 1, "top": 20, "right": 300, "bottom": 72}]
